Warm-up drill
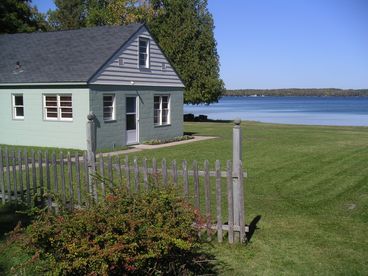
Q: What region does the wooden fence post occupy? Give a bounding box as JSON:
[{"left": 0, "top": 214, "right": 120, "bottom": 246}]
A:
[
  {"left": 86, "top": 113, "right": 96, "bottom": 201},
  {"left": 232, "top": 118, "right": 242, "bottom": 243}
]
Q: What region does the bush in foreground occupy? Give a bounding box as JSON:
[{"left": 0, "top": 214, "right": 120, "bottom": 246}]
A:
[{"left": 9, "top": 189, "right": 215, "bottom": 275}]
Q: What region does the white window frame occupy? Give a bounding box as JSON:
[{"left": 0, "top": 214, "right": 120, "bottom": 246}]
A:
[
  {"left": 103, "top": 94, "right": 116, "bottom": 121},
  {"left": 43, "top": 94, "right": 73, "bottom": 121},
  {"left": 154, "top": 95, "right": 170, "bottom": 126},
  {"left": 138, "top": 37, "right": 150, "bottom": 69},
  {"left": 12, "top": 94, "right": 24, "bottom": 120}
]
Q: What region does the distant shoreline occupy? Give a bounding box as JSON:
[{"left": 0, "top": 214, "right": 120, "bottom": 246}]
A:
[{"left": 225, "top": 88, "right": 368, "bottom": 97}]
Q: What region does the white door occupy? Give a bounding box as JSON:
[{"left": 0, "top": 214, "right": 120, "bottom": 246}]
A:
[{"left": 126, "top": 96, "right": 138, "bottom": 145}]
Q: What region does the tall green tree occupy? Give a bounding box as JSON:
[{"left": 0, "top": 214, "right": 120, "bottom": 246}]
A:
[
  {"left": 85, "top": 0, "right": 110, "bottom": 26},
  {"left": 147, "top": 0, "right": 224, "bottom": 104},
  {"left": 47, "top": 0, "right": 87, "bottom": 30},
  {"left": 85, "top": 0, "right": 156, "bottom": 26},
  {"left": 0, "top": 0, "right": 47, "bottom": 33}
]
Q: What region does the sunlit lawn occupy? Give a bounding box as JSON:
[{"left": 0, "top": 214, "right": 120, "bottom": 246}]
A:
[
  {"left": 1, "top": 121, "right": 368, "bottom": 274},
  {"left": 127, "top": 121, "right": 368, "bottom": 274}
]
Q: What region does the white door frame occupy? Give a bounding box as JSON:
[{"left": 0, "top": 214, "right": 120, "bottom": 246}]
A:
[{"left": 125, "top": 96, "right": 139, "bottom": 145}]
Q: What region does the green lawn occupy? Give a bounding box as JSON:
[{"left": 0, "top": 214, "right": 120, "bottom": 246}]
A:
[
  {"left": 1, "top": 121, "right": 368, "bottom": 274},
  {"left": 125, "top": 121, "right": 368, "bottom": 274}
]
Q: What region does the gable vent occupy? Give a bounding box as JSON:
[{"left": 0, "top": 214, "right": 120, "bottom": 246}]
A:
[
  {"left": 13, "top": 61, "right": 24, "bottom": 74},
  {"left": 118, "top": 58, "right": 124, "bottom": 66}
]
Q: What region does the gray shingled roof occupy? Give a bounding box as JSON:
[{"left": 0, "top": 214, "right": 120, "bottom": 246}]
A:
[{"left": 0, "top": 23, "right": 143, "bottom": 84}]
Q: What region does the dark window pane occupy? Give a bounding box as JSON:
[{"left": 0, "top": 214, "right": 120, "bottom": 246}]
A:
[
  {"left": 162, "top": 110, "right": 168, "bottom": 124},
  {"left": 104, "top": 114, "right": 112, "bottom": 120},
  {"left": 154, "top": 110, "right": 160, "bottom": 124},
  {"left": 103, "top": 95, "right": 113, "bottom": 107},
  {"left": 46, "top": 101, "right": 57, "bottom": 106},
  {"left": 139, "top": 39, "right": 147, "bottom": 49},
  {"left": 15, "top": 96, "right": 23, "bottom": 106},
  {"left": 61, "top": 113, "right": 73, "bottom": 118},
  {"left": 47, "top": 112, "right": 58, "bottom": 118},
  {"left": 139, "top": 54, "right": 146, "bottom": 66},
  {"left": 139, "top": 39, "right": 148, "bottom": 67},
  {"left": 104, "top": 106, "right": 113, "bottom": 120},
  {"left": 16, "top": 107, "right": 24, "bottom": 117},
  {"left": 60, "top": 101, "right": 72, "bottom": 106},
  {"left": 46, "top": 96, "right": 57, "bottom": 101},
  {"left": 60, "top": 96, "right": 72, "bottom": 101},
  {"left": 126, "top": 114, "right": 136, "bottom": 130},
  {"left": 126, "top": 97, "right": 136, "bottom": 113}
]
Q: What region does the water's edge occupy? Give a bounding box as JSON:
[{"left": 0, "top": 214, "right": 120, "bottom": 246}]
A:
[{"left": 184, "top": 96, "right": 368, "bottom": 126}]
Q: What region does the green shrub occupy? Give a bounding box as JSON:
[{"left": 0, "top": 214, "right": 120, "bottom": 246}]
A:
[
  {"left": 9, "top": 188, "right": 214, "bottom": 275},
  {"left": 143, "top": 135, "right": 193, "bottom": 145}
]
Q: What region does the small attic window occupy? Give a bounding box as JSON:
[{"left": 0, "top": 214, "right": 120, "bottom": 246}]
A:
[
  {"left": 161, "top": 63, "right": 167, "bottom": 71},
  {"left": 138, "top": 37, "right": 150, "bottom": 68}
]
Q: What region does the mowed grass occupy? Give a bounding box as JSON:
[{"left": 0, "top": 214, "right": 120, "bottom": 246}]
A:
[
  {"left": 126, "top": 121, "right": 368, "bottom": 274},
  {"left": 0, "top": 121, "right": 367, "bottom": 274}
]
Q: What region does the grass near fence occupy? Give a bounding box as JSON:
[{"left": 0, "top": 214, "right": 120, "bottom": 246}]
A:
[
  {"left": 1, "top": 121, "right": 368, "bottom": 274},
  {"left": 0, "top": 144, "right": 131, "bottom": 168},
  {"left": 125, "top": 121, "right": 368, "bottom": 274}
]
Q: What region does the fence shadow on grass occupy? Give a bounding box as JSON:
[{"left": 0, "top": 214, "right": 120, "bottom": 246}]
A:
[
  {"left": 246, "top": 215, "right": 262, "bottom": 242},
  {"left": 170, "top": 248, "right": 221, "bottom": 275}
]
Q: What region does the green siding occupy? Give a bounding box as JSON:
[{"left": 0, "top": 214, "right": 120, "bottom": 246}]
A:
[
  {"left": 89, "top": 85, "right": 183, "bottom": 150},
  {"left": 0, "top": 88, "right": 89, "bottom": 149}
]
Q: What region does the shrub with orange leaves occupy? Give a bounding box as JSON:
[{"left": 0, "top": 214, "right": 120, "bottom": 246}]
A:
[{"left": 9, "top": 188, "right": 212, "bottom": 275}]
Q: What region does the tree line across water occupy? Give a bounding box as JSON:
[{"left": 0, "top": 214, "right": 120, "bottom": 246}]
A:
[{"left": 225, "top": 88, "right": 368, "bottom": 97}]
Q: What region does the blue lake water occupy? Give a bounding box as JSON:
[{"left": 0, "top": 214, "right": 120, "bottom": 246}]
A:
[{"left": 184, "top": 96, "right": 368, "bottom": 126}]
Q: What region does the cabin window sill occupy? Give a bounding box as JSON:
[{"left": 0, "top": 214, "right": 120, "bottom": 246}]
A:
[
  {"left": 43, "top": 119, "right": 74, "bottom": 123},
  {"left": 154, "top": 124, "right": 171, "bottom": 128},
  {"left": 104, "top": 120, "right": 117, "bottom": 123}
]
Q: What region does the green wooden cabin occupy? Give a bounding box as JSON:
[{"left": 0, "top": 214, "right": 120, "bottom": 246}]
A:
[{"left": 0, "top": 23, "right": 184, "bottom": 150}]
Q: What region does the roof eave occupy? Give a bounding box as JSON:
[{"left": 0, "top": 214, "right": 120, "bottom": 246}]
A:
[{"left": 0, "top": 82, "right": 88, "bottom": 87}]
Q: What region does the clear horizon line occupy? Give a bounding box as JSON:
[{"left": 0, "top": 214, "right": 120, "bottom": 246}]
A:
[{"left": 226, "top": 87, "right": 368, "bottom": 90}]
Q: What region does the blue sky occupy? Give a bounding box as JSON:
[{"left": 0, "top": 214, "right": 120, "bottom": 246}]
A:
[{"left": 33, "top": 0, "right": 368, "bottom": 89}]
